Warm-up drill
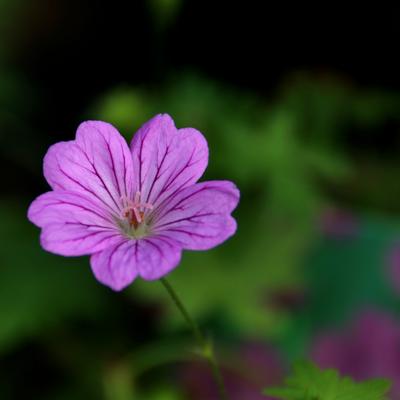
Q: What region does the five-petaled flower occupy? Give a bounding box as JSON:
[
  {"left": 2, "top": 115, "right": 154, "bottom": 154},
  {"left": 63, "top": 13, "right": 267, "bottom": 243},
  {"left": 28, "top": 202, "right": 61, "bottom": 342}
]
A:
[{"left": 28, "top": 114, "right": 240, "bottom": 290}]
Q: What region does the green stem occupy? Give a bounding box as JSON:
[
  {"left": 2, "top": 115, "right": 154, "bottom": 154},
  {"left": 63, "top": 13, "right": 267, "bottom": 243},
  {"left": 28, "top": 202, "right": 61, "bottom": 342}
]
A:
[{"left": 160, "top": 277, "right": 228, "bottom": 400}]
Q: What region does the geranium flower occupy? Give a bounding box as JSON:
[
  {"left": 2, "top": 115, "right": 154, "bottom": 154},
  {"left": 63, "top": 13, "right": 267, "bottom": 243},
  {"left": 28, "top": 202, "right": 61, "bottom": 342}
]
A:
[{"left": 28, "top": 114, "right": 239, "bottom": 290}]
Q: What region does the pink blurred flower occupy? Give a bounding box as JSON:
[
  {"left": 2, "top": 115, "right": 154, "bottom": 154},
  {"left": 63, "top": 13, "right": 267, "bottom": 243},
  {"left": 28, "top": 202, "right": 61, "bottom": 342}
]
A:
[
  {"left": 319, "top": 207, "right": 358, "bottom": 238},
  {"left": 182, "top": 342, "right": 286, "bottom": 400},
  {"left": 28, "top": 114, "right": 239, "bottom": 290},
  {"left": 311, "top": 310, "right": 400, "bottom": 398}
]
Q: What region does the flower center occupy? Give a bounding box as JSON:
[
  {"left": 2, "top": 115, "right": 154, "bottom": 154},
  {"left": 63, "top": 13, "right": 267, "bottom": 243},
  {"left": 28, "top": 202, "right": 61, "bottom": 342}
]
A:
[{"left": 118, "top": 192, "right": 154, "bottom": 238}]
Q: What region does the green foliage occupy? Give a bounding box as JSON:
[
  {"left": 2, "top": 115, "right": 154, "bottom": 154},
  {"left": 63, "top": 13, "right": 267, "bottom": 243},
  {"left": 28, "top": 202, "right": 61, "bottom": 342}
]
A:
[
  {"left": 307, "top": 216, "right": 400, "bottom": 322},
  {"left": 264, "top": 361, "right": 391, "bottom": 400},
  {"left": 0, "top": 200, "right": 110, "bottom": 353}
]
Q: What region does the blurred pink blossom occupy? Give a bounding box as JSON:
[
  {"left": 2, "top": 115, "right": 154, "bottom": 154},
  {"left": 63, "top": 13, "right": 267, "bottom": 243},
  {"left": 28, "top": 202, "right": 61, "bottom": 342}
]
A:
[
  {"left": 311, "top": 310, "right": 400, "bottom": 398},
  {"left": 182, "top": 342, "right": 285, "bottom": 400},
  {"left": 319, "top": 207, "right": 358, "bottom": 238}
]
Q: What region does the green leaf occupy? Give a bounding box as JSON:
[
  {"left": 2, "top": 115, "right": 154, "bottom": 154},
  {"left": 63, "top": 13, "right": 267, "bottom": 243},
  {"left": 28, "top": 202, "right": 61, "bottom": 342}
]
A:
[{"left": 263, "top": 361, "right": 391, "bottom": 400}]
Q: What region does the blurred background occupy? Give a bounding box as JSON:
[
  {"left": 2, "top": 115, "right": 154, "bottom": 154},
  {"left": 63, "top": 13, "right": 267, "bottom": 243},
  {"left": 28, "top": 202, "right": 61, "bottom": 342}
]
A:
[{"left": 1, "top": 1, "right": 400, "bottom": 399}]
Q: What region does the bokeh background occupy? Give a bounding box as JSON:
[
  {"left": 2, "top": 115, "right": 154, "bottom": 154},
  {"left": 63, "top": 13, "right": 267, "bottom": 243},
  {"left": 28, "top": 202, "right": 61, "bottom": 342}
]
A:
[{"left": 1, "top": 1, "right": 400, "bottom": 399}]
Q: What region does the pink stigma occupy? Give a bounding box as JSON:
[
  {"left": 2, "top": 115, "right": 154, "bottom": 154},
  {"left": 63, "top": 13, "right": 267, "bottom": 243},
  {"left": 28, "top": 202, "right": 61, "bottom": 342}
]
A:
[{"left": 120, "top": 192, "right": 154, "bottom": 227}]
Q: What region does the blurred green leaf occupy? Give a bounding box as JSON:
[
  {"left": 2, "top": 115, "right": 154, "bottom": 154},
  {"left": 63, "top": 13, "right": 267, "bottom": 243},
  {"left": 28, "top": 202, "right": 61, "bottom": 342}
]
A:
[
  {"left": 137, "top": 386, "right": 184, "bottom": 400},
  {"left": 0, "top": 200, "right": 110, "bottom": 353},
  {"left": 307, "top": 215, "right": 399, "bottom": 326},
  {"left": 89, "top": 86, "right": 154, "bottom": 134},
  {"left": 280, "top": 213, "right": 400, "bottom": 359},
  {"left": 264, "top": 361, "right": 391, "bottom": 400}
]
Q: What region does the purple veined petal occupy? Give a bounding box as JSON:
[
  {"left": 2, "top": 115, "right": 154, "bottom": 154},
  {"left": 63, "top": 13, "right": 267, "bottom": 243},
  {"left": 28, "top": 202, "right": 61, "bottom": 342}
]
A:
[
  {"left": 44, "top": 121, "right": 133, "bottom": 214},
  {"left": 90, "top": 236, "right": 182, "bottom": 290},
  {"left": 28, "top": 190, "right": 122, "bottom": 256},
  {"left": 90, "top": 239, "right": 137, "bottom": 291},
  {"left": 137, "top": 236, "right": 182, "bottom": 280},
  {"left": 130, "top": 114, "right": 208, "bottom": 208},
  {"left": 40, "top": 223, "right": 123, "bottom": 257},
  {"left": 28, "top": 190, "right": 116, "bottom": 228},
  {"left": 152, "top": 181, "right": 240, "bottom": 250}
]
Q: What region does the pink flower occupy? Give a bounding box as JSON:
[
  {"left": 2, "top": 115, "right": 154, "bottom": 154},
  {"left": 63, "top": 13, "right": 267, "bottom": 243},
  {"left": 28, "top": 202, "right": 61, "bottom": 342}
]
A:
[
  {"left": 311, "top": 310, "right": 400, "bottom": 397},
  {"left": 28, "top": 114, "right": 239, "bottom": 290},
  {"left": 182, "top": 342, "right": 285, "bottom": 400},
  {"left": 319, "top": 207, "right": 358, "bottom": 238}
]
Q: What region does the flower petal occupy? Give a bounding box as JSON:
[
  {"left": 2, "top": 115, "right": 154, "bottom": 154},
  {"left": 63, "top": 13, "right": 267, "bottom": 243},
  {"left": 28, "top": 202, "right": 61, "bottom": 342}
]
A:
[
  {"left": 44, "top": 121, "right": 133, "bottom": 214},
  {"left": 153, "top": 181, "right": 239, "bottom": 250},
  {"left": 40, "top": 223, "right": 122, "bottom": 256},
  {"left": 28, "top": 191, "right": 121, "bottom": 256},
  {"left": 130, "top": 114, "right": 208, "bottom": 207},
  {"left": 137, "top": 236, "right": 182, "bottom": 280},
  {"left": 90, "top": 239, "right": 137, "bottom": 291},
  {"left": 28, "top": 190, "right": 115, "bottom": 228},
  {"left": 90, "top": 236, "right": 182, "bottom": 290}
]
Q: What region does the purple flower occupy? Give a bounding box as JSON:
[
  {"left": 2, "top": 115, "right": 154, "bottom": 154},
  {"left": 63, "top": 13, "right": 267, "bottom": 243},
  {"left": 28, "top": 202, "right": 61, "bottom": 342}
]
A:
[
  {"left": 319, "top": 207, "right": 358, "bottom": 239},
  {"left": 28, "top": 114, "right": 239, "bottom": 290},
  {"left": 311, "top": 310, "right": 400, "bottom": 397},
  {"left": 182, "top": 342, "right": 285, "bottom": 400}
]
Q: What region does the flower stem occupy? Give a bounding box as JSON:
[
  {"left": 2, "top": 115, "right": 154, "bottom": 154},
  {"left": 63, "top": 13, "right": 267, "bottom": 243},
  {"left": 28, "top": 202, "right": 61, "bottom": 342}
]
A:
[{"left": 160, "top": 277, "right": 228, "bottom": 400}]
